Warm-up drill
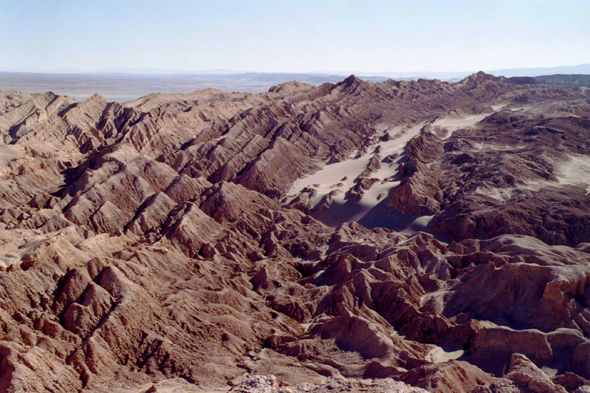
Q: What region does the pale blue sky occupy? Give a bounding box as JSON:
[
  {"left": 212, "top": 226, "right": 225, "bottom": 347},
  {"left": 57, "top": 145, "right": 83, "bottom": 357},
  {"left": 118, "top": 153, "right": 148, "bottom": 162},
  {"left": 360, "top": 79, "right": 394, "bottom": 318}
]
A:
[{"left": 1, "top": 0, "right": 589, "bottom": 73}]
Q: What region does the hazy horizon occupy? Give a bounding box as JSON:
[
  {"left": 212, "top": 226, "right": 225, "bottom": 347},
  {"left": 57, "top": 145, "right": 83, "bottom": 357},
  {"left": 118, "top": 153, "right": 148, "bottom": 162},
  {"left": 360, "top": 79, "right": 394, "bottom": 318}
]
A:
[{"left": 2, "top": 63, "right": 590, "bottom": 79}]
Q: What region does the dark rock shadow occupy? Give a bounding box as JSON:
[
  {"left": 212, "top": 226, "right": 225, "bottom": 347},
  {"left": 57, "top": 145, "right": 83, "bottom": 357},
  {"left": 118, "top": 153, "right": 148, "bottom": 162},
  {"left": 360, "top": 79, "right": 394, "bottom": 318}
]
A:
[
  {"left": 358, "top": 199, "right": 427, "bottom": 232},
  {"left": 313, "top": 200, "right": 366, "bottom": 227},
  {"left": 313, "top": 194, "right": 444, "bottom": 238}
]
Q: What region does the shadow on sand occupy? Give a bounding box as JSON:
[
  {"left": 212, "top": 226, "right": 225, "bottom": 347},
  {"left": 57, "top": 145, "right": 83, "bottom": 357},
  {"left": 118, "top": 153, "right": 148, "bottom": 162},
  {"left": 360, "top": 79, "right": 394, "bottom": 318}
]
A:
[{"left": 313, "top": 195, "right": 437, "bottom": 236}]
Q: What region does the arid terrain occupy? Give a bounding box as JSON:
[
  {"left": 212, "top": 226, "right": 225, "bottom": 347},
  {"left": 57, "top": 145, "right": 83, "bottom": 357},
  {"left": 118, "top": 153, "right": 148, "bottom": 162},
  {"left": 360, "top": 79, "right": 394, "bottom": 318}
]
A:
[{"left": 1, "top": 73, "right": 590, "bottom": 393}]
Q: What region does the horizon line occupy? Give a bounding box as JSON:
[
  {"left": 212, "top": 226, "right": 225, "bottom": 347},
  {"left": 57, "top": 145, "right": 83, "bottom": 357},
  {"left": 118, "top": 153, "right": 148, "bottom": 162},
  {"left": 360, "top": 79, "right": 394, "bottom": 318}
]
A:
[{"left": 1, "top": 62, "right": 590, "bottom": 77}]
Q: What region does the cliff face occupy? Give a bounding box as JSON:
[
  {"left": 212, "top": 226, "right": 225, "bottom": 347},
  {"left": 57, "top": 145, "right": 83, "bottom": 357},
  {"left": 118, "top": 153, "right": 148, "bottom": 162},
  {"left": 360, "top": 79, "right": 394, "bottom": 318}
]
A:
[{"left": 1, "top": 76, "right": 590, "bottom": 393}]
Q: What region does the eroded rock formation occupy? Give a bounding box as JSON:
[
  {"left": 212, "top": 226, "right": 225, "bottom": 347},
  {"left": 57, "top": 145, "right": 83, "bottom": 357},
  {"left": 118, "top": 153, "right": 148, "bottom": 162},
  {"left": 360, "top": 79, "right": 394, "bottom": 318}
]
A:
[{"left": 0, "top": 75, "right": 590, "bottom": 392}]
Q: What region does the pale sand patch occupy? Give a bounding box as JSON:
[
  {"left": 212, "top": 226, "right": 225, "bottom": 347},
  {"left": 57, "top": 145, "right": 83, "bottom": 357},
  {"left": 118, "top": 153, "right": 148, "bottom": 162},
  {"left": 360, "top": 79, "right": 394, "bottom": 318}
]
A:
[
  {"left": 556, "top": 154, "right": 590, "bottom": 194},
  {"left": 467, "top": 142, "right": 527, "bottom": 152},
  {"left": 401, "top": 215, "right": 435, "bottom": 235},
  {"left": 0, "top": 226, "right": 82, "bottom": 269},
  {"left": 419, "top": 287, "right": 448, "bottom": 308},
  {"left": 491, "top": 103, "right": 508, "bottom": 111},
  {"left": 287, "top": 108, "right": 519, "bottom": 230},
  {"left": 475, "top": 186, "right": 516, "bottom": 202},
  {"left": 432, "top": 112, "right": 490, "bottom": 140},
  {"left": 286, "top": 123, "right": 424, "bottom": 212},
  {"left": 541, "top": 366, "right": 559, "bottom": 378},
  {"left": 426, "top": 346, "right": 464, "bottom": 363}
]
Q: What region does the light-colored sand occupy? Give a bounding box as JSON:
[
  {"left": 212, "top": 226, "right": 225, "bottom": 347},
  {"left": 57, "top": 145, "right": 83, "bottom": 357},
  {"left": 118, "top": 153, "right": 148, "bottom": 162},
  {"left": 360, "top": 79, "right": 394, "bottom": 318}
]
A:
[
  {"left": 468, "top": 142, "right": 526, "bottom": 152},
  {"left": 286, "top": 107, "right": 517, "bottom": 230},
  {"left": 540, "top": 366, "right": 558, "bottom": 378},
  {"left": 401, "top": 215, "right": 435, "bottom": 235},
  {"left": 491, "top": 103, "right": 508, "bottom": 111},
  {"left": 426, "top": 346, "right": 464, "bottom": 363},
  {"left": 0, "top": 226, "right": 83, "bottom": 269},
  {"left": 557, "top": 154, "right": 590, "bottom": 194},
  {"left": 431, "top": 104, "right": 508, "bottom": 140},
  {"left": 475, "top": 186, "right": 516, "bottom": 201},
  {"left": 419, "top": 286, "right": 449, "bottom": 310},
  {"left": 286, "top": 123, "right": 424, "bottom": 218},
  {"left": 432, "top": 112, "right": 490, "bottom": 140}
]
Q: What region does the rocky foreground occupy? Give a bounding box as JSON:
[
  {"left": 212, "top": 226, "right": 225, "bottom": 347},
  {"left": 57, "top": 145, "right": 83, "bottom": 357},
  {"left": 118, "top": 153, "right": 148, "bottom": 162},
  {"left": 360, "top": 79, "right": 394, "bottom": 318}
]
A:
[{"left": 1, "top": 74, "right": 590, "bottom": 392}]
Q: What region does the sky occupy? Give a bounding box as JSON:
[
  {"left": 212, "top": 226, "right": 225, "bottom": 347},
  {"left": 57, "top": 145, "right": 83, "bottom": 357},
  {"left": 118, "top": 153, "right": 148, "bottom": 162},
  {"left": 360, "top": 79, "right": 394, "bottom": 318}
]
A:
[{"left": 1, "top": 0, "right": 589, "bottom": 74}]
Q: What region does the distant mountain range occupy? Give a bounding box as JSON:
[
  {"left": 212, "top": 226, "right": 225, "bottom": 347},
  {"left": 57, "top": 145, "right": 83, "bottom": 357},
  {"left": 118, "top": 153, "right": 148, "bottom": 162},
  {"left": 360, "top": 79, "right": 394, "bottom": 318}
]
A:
[
  {"left": 356, "top": 64, "right": 590, "bottom": 80},
  {"left": 488, "top": 64, "right": 590, "bottom": 77},
  {"left": 2, "top": 64, "right": 590, "bottom": 81},
  {"left": 2, "top": 65, "right": 590, "bottom": 105}
]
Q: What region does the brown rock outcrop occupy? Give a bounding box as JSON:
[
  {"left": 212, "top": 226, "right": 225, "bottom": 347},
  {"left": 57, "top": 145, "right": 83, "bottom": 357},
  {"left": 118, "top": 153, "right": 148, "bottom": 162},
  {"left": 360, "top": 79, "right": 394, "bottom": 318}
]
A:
[
  {"left": 472, "top": 353, "right": 568, "bottom": 393},
  {"left": 401, "top": 361, "right": 493, "bottom": 393}
]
